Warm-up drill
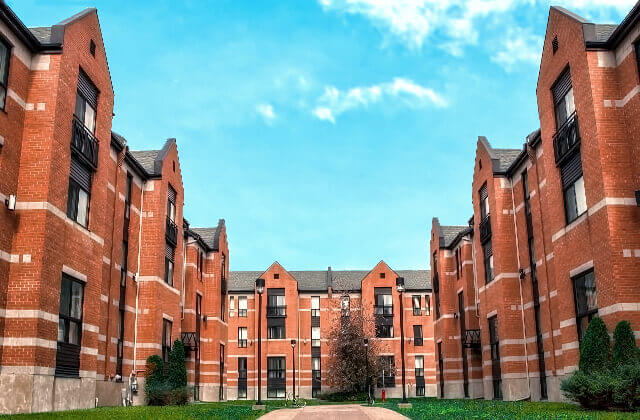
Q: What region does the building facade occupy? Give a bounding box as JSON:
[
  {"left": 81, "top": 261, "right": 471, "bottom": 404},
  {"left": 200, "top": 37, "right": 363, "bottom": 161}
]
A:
[
  {"left": 227, "top": 261, "right": 435, "bottom": 401},
  {"left": 430, "top": 4, "right": 640, "bottom": 402},
  {"left": 0, "top": 4, "right": 228, "bottom": 413}
]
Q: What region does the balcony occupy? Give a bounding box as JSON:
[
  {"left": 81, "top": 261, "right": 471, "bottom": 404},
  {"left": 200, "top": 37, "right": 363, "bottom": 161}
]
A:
[
  {"left": 413, "top": 307, "right": 422, "bottom": 316},
  {"left": 553, "top": 112, "right": 580, "bottom": 165},
  {"left": 166, "top": 216, "right": 178, "bottom": 247},
  {"left": 479, "top": 215, "right": 491, "bottom": 244},
  {"left": 374, "top": 305, "right": 393, "bottom": 316},
  {"left": 266, "top": 305, "right": 286, "bottom": 317},
  {"left": 462, "top": 329, "right": 481, "bottom": 349},
  {"left": 311, "top": 309, "right": 320, "bottom": 318},
  {"left": 181, "top": 331, "right": 200, "bottom": 357},
  {"left": 71, "top": 116, "right": 99, "bottom": 169}
]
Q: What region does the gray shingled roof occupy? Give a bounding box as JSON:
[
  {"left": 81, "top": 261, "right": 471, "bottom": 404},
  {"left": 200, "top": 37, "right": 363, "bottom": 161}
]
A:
[
  {"left": 440, "top": 226, "right": 469, "bottom": 248},
  {"left": 229, "top": 271, "right": 264, "bottom": 292},
  {"left": 29, "top": 27, "right": 52, "bottom": 43},
  {"left": 593, "top": 24, "right": 618, "bottom": 42},
  {"left": 494, "top": 149, "right": 522, "bottom": 173},
  {"left": 229, "top": 269, "right": 431, "bottom": 292},
  {"left": 129, "top": 150, "right": 160, "bottom": 175},
  {"left": 190, "top": 227, "right": 219, "bottom": 250}
]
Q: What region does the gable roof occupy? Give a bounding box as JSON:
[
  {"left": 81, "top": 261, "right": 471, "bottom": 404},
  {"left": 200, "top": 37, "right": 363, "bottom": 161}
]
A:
[
  {"left": 129, "top": 138, "right": 176, "bottom": 178},
  {"left": 439, "top": 225, "right": 470, "bottom": 248}
]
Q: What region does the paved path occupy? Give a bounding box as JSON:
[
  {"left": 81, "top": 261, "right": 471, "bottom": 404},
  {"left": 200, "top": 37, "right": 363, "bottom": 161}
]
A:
[{"left": 259, "top": 404, "right": 409, "bottom": 420}]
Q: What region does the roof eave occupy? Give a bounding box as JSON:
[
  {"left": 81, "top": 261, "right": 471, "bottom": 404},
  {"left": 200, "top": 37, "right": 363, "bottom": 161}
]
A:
[{"left": 0, "top": 2, "right": 58, "bottom": 52}]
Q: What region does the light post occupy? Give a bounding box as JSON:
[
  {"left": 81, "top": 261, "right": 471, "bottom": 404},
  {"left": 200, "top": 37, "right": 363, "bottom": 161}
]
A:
[
  {"left": 364, "top": 338, "right": 369, "bottom": 399},
  {"left": 396, "top": 276, "right": 410, "bottom": 407},
  {"left": 253, "top": 278, "right": 265, "bottom": 409},
  {"left": 291, "top": 339, "right": 297, "bottom": 399}
]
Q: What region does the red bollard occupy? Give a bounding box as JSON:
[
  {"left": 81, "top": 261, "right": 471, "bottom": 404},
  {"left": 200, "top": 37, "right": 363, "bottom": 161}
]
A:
[{"left": 382, "top": 389, "right": 386, "bottom": 403}]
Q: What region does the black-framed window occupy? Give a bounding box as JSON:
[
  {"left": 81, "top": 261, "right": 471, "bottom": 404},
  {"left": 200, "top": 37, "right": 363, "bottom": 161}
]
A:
[
  {"left": 377, "top": 356, "right": 395, "bottom": 388},
  {"left": 636, "top": 41, "right": 640, "bottom": 81},
  {"left": 479, "top": 183, "right": 490, "bottom": 219},
  {"left": 573, "top": 269, "right": 597, "bottom": 341},
  {"left": 312, "top": 356, "right": 321, "bottom": 397},
  {"left": 374, "top": 287, "right": 393, "bottom": 315},
  {"left": 238, "top": 296, "right": 247, "bottom": 317},
  {"left": 75, "top": 71, "right": 98, "bottom": 134},
  {"left": 267, "top": 290, "right": 286, "bottom": 316},
  {"left": 311, "top": 296, "right": 320, "bottom": 317},
  {"left": 267, "top": 357, "right": 286, "bottom": 398},
  {"left": 220, "top": 253, "right": 227, "bottom": 321},
  {"left": 311, "top": 326, "right": 320, "bottom": 347},
  {"left": 375, "top": 324, "right": 393, "bottom": 338},
  {"left": 455, "top": 248, "right": 460, "bottom": 279},
  {"left": 488, "top": 315, "right": 502, "bottom": 400},
  {"left": 483, "top": 240, "right": 494, "bottom": 284},
  {"left": 341, "top": 295, "right": 350, "bottom": 316},
  {"left": 124, "top": 173, "right": 132, "bottom": 220},
  {"left": 561, "top": 153, "right": 587, "bottom": 224},
  {"left": 415, "top": 355, "right": 424, "bottom": 379},
  {"left": 433, "top": 252, "right": 440, "bottom": 319},
  {"left": 167, "top": 185, "right": 176, "bottom": 222},
  {"left": 0, "top": 36, "right": 10, "bottom": 110},
  {"left": 164, "top": 243, "right": 175, "bottom": 286},
  {"left": 56, "top": 274, "right": 85, "bottom": 377},
  {"left": 238, "top": 327, "right": 247, "bottom": 348},
  {"left": 67, "top": 157, "right": 92, "bottom": 227},
  {"left": 268, "top": 325, "right": 285, "bottom": 339},
  {"left": 121, "top": 240, "right": 128, "bottom": 287},
  {"left": 162, "top": 319, "right": 172, "bottom": 364},
  {"left": 412, "top": 295, "right": 421, "bottom": 316},
  {"left": 413, "top": 325, "right": 423, "bottom": 346},
  {"left": 552, "top": 68, "right": 575, "bottom": 130},
  {"left": 238, "top": 357, "right": 247, "bottom": 399}
]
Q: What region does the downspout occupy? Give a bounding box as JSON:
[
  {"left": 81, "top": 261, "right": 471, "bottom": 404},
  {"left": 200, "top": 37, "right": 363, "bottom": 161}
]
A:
[
  {"left": 105, "top": 145, "right": 126, "bottom": 377},
  {"left": 471, "top": 235, "right": 480, "bottom": 319},
  {"left": 297, "top": 292, "right": 301, "bottom": 399},
  {"left": 510, "top": 176, "right": 532, "bottom": 400},
  {"left": 529, "top": 145, "right": 559, "bottom": 376},
  {"left": 133, "top": 179, "right": 145, "bottom": 373}
]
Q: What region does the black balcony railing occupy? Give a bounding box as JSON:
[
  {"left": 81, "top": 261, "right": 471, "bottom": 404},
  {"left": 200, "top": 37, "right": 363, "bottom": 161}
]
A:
[
  {"left": 553, "top": 112, "right": 580, "bottom": 165},
  {"left": 374, "top": 305, "right": 393, "bottom": 316},
  {"left": 238, "top": 309, "right": 247, "bottom": 317},
  {"left": 479, "top": 215, "right": 491, "bottom": 244},
  {"left": 181, "top": 331, "right": 199, "bottom": 357},
  {"left": 311, "top": 309, "right": 320, "bottom": 317},
  {"left": 166, "top": 216, "right": 178, "bottom": 246},
  {"left": 413, "top": 307, "right": 422, "bottom": 316},
  {"left": 71, "top": 116, "right": 99, "bottom": 169},
  {"left": 414, "top": 336, "right": 423, "bottom": 346},
  {"left": 266, "top": 305, "right": 286, "bottom": 317},
  {"left": 238, "top": 339, "right": 247, "bottom": 348},
  {"left": 462, "top": 329, "right": 481, "bottom": 349}
]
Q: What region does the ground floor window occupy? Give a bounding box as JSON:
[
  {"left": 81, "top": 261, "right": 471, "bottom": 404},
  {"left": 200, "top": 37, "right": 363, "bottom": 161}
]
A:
[
  {"left": 267, "top": 357, "right": 286, "bottom": 398},
  {"left": 573, "top": 269, "right": 597, "bottom": 341},
  {"left": 312, "top": 356, "right": 321, "bottom": 397},
  {"left": 488, "top": 315, "right": 502, "bottom": 400},
  {"left": 238, "top": 357, "right": 247, "bottom": 399},
  {"left": 56, "top": 274, "right": 85, "bottom": 377},
  {"left": 162, "top": 319, "right": 172, "bottom": 364},
  {"left": 377, "top": 356, "right": 395, "bottom": 388}
]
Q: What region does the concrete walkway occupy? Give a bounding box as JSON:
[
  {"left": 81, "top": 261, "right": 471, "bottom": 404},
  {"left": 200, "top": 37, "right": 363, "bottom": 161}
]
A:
[{"left": 259, "top": 404, "right": 409, "bottom": 420}]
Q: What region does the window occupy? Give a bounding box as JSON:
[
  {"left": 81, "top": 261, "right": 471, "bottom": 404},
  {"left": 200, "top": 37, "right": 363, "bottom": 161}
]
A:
[
  {"left": 221, "top": 253, "right": 227, "bottom": 321},
  {"left": 341, "top": 295, "right": 350, "bottom": 316},
  {"left": 479, "top": 183, "right": 490, "bottom": 219},
  {"left": 89, "top": 39, "right": 96, "bottom": 56},
  {"left": 562, "top": 153, "right": 587, "bottom": 224},
  {"left": 273, "top": 273, "right": 279, "bottom": 279},
  {"left": 488, "top": 315, "right": 502, "bottom": 400},
  {"left": 238, "top": 296, "right": 247, "bottom": 317},
  {"left": 374, "top": 288, "right": 393, "bottom": 315},
  {"left": 552, "top": 69, "right": 575, "bottom": 130},
  {"left": 455, "top": 248, "right": 460, "bottom": 279},
  {"left": 75, "top": 69, "right": 98, "bottom": 133},
  {"left": 267, "top": 357, "right": 286, "bottom": 398},
  {"left": 573, "top": 269, "right": 597, "bottom": 341},
  {"left": 229, "top": 296, "right": 235, "bottom": 312},
  {"left": 121, "top": 240, "right": 128, "bottom": 287},
  {"left": 376, "top": 324, "right": 393, "bottom": 338},
  {"left": 311, "top": 296, "right": 320, "bottom": 317},
  {"left": 197, "top": 249, "right": 203, "bottom": 280},
  {"left": 636, "top": 42, "right": 640, "bottom": 80},
  {"left": 67, "top": 157, "right": 92, "bottom": 227},
  {"left": 415, "top": 356, "right": 425, "bottom": 396},
  {"left": 412, "top": 295, "right": 421, "bottom": 316},
  {"left": 167, "top": 185, "right": 176, "bottom": 222},
  {"left": 377, "top": 356, "right": 395, "bottom": 388},
  {"left": 164, "top": 244, "right": 175, "bottom": 286},
  {"left": 312, "top": 356, "right": 321, "bottom": 397},
  {"left": 267, "top": 290, "right": 286, "bottom": 316},
  {"left": 413, "top": 325, "right": 423, "bottom": 346},
  {"left": 238, "top": 327, "right": 247, "bottom": 348},
  {"left": 380, "top": 272, "right": 385, "bottom": 278},
  {"left": 311, "top": 326, "right": 320, "bottom": 347},
  {"left": 483, "top": 240, "right": 494, "bottom": 284},
  {"left": 0, "top": 37, "right": 9, "bottom": 110},
  {"left": 415, "top": 356, "right": 424, "bottom": 378},
  {"left": 425, "top": 295, "right": 431, "bottom": 316},
  {"left": 433, "top": 252, "right": 440, "bottom": 319},
  {"left": 56, "top": 274, "right": 84, "bottom": 377},
  {"left": 162, "top": 319, "right": 172, "bottom": 364},
  {"left": 238, "top": 357, "right": 247, "bottom": 399},
  {"left": 268, "top": 326, "right": 285, "bottom": 339}
]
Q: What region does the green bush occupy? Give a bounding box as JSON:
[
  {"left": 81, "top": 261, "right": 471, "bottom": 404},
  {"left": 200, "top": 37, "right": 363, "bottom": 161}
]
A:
[
  {"left": 578, "top": 317, "right": 610, "bottom": 374},
  {"left": 611, "top": 321, "right": 639, "bottom": 369},
  {"left": 168, "top": 340, "right": 188, "bottom": 389},
  {"left": 561, "top": 370, "right": 615, "bottom": 410},
  {"left": 317, "top": 391, "right": 368, "bottom": 402},
  {"left": 611, "top": 364, "right": 640, "bottom": 411},
  {"left": 145, "top": 381, "right": 172, "bottom": 406},
  {"left": 144, "top": 355, "right": 166, "bottom": 405},
  {"left": 167, "top": 386, "right": 192, "bottom": 406}
]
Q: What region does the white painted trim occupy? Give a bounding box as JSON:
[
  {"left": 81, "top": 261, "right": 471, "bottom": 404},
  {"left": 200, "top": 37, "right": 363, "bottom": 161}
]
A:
[
  {"left": 569, "top": 260, "right": 593, "bottom": 278},
  {"left": 62, "top": 265, "right": 87, "bottom": 282}
]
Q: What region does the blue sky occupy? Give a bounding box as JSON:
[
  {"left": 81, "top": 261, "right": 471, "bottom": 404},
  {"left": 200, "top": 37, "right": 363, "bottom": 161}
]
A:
[{"left": 10, "top": 0, "right": 632, "bottom": 271}]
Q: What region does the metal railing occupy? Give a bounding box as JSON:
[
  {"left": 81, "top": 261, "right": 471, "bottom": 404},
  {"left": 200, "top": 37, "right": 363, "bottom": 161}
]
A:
[
  {"left": 462, "top": 329, "right": 481, "bottom": 349},
  {"left": 479, "top": 215, "right": 491, "bottom": 244},
  {"left": 165, "top": 216, "right": 178, "bottom": 246},
  {"left": 553, "top": 112, "right": 580, "bottom": 165},
  {"left": 374, "top": 305, "right": 393, "bottom": 316},
  {"left": 266, "top": 305, "right": 286, "bottom": 317},
  {"left": 71, "top": 116, "right": 99, "bottom": 169}
]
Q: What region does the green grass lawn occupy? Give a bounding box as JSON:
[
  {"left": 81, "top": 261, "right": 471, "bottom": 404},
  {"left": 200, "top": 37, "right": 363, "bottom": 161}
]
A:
[{"left": 3, "top": 398, "right": 639, "bottom": 419}]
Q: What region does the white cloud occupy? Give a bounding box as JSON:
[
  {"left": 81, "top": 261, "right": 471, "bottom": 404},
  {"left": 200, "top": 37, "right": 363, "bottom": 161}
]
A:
[
  {"left": 558, "top": 0, "right": 636, "bottom": 13},
  {"left": 312, "top": 77, "right": 447, "bottom": 123},
  {"left": 256, "top": 103, "right": 276, "bottom": 124},
  {"left": 491, "top": 30, "right": 543, "bottom": 71}
]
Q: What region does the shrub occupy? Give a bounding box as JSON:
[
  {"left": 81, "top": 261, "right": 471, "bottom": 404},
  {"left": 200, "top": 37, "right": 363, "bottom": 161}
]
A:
[
  {"left": 145, "top": 381, "right": 171, "bottom": 406},
  {"left": 611, "top": 321, "right": 639, "bottom": 369},
  {"left": 144, "top": 355, "right": 166, "bottom": 405},
  {"left": 579, "top": 317, "right": 610, "bottom": 374},
  {"left": 611, "top": 364, "right": 640, "bottom": 411},
  {"left": 168, "top": 340, "right": 188, "bottom": 389},
  {"left": 167, "top": 386, "right": 192, "bottom": 405},
  {"left": 561, "top": 370, "right": 614, "bottom": 410},
  {"left": 317, "top": 391, "right": 368, "bottom": 402}
]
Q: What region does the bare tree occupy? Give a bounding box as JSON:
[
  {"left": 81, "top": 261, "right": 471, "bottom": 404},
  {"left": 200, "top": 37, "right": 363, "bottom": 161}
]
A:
[{"left": 325, "top": 296, "right": 384, "bottom": 394}]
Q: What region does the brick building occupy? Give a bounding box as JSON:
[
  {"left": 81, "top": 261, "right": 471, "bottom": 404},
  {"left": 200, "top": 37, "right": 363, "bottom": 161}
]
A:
[
  {"left": 227, "top": 262, "right": 435, "bottom": 400},
  {"left": 431, "top": 4, "right": 640, "bottom": 402},
  {"left": 0, "top": 4, "right": 228, "bottom": 413}
]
